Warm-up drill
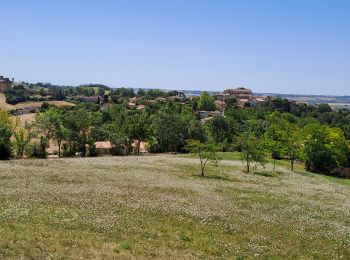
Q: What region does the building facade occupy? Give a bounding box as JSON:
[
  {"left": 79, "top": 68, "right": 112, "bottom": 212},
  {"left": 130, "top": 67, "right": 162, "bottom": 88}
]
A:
[
  {"left": 0, "top": 76, "right": 12, "bottom": 92},
  {"left": 223, "top": 87, "right": 253, "bottom": 100}
]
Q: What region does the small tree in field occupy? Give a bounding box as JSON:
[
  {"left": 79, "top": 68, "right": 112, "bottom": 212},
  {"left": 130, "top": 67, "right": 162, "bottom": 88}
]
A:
[
  {"left": 239, "top": 132, "right": 266, "bottom": 172},
  {"left": 263, "top": 122, "right": 288, "bottom": 169},
  {"left": 13, "top": 128, "right": 31, "bottom": 158},
  {"left": 186, "top": 140, "right": 221, "bottom": 177},
  {"left": 285, "top": 126, "right": 303, "bottom": 171}
]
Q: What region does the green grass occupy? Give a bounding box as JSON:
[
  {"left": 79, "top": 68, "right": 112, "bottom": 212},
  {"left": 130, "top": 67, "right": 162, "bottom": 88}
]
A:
[{"left": 0, "top": 155, "right": 349, "bottom": 259}]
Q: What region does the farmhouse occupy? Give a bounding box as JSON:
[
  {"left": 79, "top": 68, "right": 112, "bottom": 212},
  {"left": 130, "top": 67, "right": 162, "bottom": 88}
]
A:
[
  {"left": 94, "top": 141, "right": 113, "bottom": 155},
  {"left": 214, "top": 87, "right": 269, "bottom": 108},
  {"left": 223, "top": 87, "right": 253, "bottom": 100},
  {"left": 0, "top": 76, "right": 13, "bottom": 92},
  {"left": 214, "top": 87, "right": 252, "bottom": 102}
]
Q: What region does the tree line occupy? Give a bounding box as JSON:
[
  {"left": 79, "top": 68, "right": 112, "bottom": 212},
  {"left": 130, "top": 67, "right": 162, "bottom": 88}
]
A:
[{"left": 1, "top": 92, "right": 350, "bottom": 177}]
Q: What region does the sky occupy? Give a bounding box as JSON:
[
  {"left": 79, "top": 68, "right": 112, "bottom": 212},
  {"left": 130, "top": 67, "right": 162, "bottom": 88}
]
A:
[{"left": 1, "top": 0, "right": 349, "bottom": 95}]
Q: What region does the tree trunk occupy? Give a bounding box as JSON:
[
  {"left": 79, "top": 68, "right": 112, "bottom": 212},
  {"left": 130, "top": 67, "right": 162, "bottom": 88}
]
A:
[
  {"left": 291, "top": 159, "right": 294, "bottom": 172},
  {"left": 20, "top": 146, "right": 24, "bottom": 158},
  {"left": 200, "top": 159, "right": 205, "bottom": 176},
  {"left": 246, "top": 160, "right": 250, "bottom": 172},
  {"left": 137, "top": 139, "right": 141, "bottom": 155},
  {"left": 273, "top": 158, "right": 276, "bottom": 170},
  {"left": 58, "top": 141, "right": 61, "bottom": 158}
]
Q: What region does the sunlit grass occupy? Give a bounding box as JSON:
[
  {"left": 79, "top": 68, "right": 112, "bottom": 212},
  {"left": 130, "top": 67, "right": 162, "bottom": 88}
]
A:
[{"left": 0, "top": 155, "right": 349, "bottom": 258}]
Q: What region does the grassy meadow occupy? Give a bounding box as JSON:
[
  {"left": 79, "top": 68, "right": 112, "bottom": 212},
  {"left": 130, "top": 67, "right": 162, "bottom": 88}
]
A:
[{"left": 0, "top": 155, "right": 349, "bottom": 259}]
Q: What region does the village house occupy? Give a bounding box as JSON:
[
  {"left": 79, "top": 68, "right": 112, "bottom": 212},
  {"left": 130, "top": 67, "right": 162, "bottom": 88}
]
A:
[
  {"left": 0, "top": 76, "right": 13, "bottom": 92},
  {"left": 223, "top": 87, "right": 253, "bottom": 100},
  {"left": 214, "top": 87, "right": 252, "bottom": 104},
  {"left": 94, "top": 141, "right": 113, "bottom": 155},
  {"left": 92, "top": 140, "right": 148, "bottom": 156},
  {"left": 214, "top": 87, "right": 269, "bottom": 108},
  {"left": 81, "top": 96, "right": 101, "bottom": 103}
]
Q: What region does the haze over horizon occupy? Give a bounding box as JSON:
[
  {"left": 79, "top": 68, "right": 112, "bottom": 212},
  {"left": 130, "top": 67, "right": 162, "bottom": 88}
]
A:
[{"left": 1, "top": 0, "right": 349, "bottom": 95}]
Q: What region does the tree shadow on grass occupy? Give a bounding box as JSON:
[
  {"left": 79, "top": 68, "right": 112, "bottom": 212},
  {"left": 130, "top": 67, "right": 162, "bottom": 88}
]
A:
[
  {"left": 252, "top": 170, "right": 280, "bottom": 178},
  {"left": 192, "top": 173, "right": 238, "bottom": 182}
]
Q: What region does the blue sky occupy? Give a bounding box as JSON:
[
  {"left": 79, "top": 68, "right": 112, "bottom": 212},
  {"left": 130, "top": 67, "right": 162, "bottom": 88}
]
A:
[{"left": 1, "top": 0, "right": 349, "bottom": 95}]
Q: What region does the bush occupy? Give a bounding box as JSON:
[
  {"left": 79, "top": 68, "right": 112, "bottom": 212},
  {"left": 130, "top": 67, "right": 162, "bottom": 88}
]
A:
[
  {"left": 0, "top": 123, "right": 12, "bottom": 160},
  {"left": 25, "top": 138, "right": 48, "bottom": 159},
  {"left": 88, "top": 145, "right": 98, "bottom": 157}
]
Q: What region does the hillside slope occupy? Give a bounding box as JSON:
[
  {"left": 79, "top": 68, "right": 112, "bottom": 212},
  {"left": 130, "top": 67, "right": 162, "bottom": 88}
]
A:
[
  {"left": 0, "top": 93, "right": 75, "bottom": 111},
  {"left": 0, "top": 93, "right": 14, "bottom": 110},
  {"left": 0, "top": 155, "right": 349, "bottom": 259}
]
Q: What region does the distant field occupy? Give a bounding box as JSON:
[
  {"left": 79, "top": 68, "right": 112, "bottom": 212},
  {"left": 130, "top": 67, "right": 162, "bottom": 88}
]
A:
[
  {"left": 13, "top": 100, "right": 75, "bottom": 109},
  {"left": 0, "top": 155, "right": 349, "bottom": 259},
  {"left": 0, "top": 93, "right": 75, "bottom": 111},
  {"left": 12, "top": 113, "right": 36, "bottom": 128}
]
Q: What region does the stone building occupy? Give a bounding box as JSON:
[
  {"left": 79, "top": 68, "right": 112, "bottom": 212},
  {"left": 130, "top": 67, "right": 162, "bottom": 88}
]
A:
[
  {"left": 223, "top": 87, "right": 253, "bottom": 100},
  {"left": 214, "top": 87, "right": 253, "bottom": 101},
  {"left": 0, "top": 76, "right": 12, "bottom": 92}
]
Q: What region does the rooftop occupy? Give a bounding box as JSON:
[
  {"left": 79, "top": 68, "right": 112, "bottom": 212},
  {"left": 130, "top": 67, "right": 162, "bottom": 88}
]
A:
[{"left": 0, "top": 76, "right": 11, "bottom": 83}]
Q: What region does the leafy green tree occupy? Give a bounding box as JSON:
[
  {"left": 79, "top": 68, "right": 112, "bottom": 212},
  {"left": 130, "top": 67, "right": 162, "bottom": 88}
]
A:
[
  {"left": 126, "top": 112, "right": 149, "bottom": 154},
  {"left": 303, "top": 123, "right": 349, "bottom": 172},
  {"left": 186, "top": 140, "right": 221, "bottom": 176},
  {"left": 53, "top": 125, "right": 69, "bottom": 158},
  {"left": 198, "top": 91, "right": 215, "bottom": 111},
  {"left": 26, "top": 136, "right": 48, "bottom": 159},
  {"left": 34, "top": 108, "right": 61, "bottom": 142},
  {"left": 285, "top": 125, "right": 304, "bottom": 171},
  {"left": 0, "top": 111, "right": 13, "bottom": 160},
  {"left": 150, "top": 109, "right": 184, "bottom": 152},
  {"left": 239, "top": 132, "right": 266, "bottom": 172},
  {"left": 13, "top": 128, "right": 31, "bottom": 158},
  {"left": 263, "top": 121, "right": 288, "bottom": 169},
  {"left": 0, "top": 122, "right": 12, "bottom": 159},
  {"left": 150, "top": 104, "right": 205, "bottom": 153},
  {"left": 208, "top": 115, "right": 230, "bottom": 143},
  {"left": 137, "top": 89, "right": 145, "bottom": 97},
  {"left": 225, "top": 97, "right": 237, "bottom": 108}
]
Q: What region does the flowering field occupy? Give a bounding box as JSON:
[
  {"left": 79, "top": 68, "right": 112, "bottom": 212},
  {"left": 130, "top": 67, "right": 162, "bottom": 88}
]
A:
[{"left": 0, "top": 155, "right": 349, "bottom": 259}]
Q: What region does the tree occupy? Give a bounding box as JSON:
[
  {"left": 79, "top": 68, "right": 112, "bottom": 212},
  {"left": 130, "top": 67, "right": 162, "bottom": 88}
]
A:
[
  {"left": 34, "top": 108, "right": 61, "bottom": 142},
  {"left": 150, "top": 104, "right": 205, "bottom": 153},
  {"left": 303, "top": 123, "right": 349, "bottom": 172},
  {"left": 137, "top": 89, "right": 145, "bottom": 97},
  {"left": 186, "top": 140, "right": 221, "bottom": 176},
  {"left": 13, "top": 128, "right": 31, "bottom": 158},
  {"left": 53, "top": 125, "right": 69, "bottom": 157},
  {"left": 198, "top": 91, "right": 215, "bottom": 111},
  {"left": 239, "top": 132, "right": 266, "bottom": 172},
  {"left": 150, "top": 109, "right": 185, "bottom": 153},
  {"left": 0, "top": 122, "right": 12, "bottom": 159},
  {"left": 126, "top": 112, "right": 149, "bottom": 154},
  {"left": 208, "top": 116, "right": 230, "bottom": 143},
  {"left": 263, "top": 121, "right": 288, "bottom": 169},
  {"left": 0, "top": 111, "right": 13, "bottom": 160},
  {"left": 285, "top": 126, "right": 303, "bottom": 171},
  {"left": 66, "top": 110, "right": 101, "bottom": 156},
  {"left": 26, "top": 136, "right": 48, "bottom": 159},
  {"left": 225, "top": 97, "right": 237, "bottom": 108}
]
